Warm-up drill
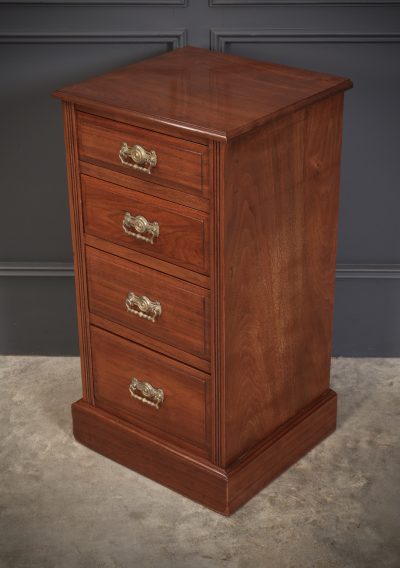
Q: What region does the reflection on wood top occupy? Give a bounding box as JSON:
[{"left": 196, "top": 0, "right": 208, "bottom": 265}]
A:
[{"left": 54, "top": 46, "right": 352, "bottom": 140}]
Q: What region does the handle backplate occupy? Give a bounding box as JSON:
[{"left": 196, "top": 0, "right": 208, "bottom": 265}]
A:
[
  {"left": 129, "top": 377, "right": 164, "bottom": 409},
  {"left": 122, "top": 212, "right": 159, "bottom": 245},
  {"left": 119, "top": 143, "right": 157, "bottom": 174},
  {"left": 125, "top": 292, "right": 162, "bottom": 323}
]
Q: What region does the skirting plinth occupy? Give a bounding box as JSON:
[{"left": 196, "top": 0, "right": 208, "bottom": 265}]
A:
[{"left": 72, "top": 389, "right": 337, "bottom": 515}]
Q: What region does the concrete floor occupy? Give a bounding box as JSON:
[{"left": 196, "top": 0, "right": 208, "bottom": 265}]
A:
[{"left": 0, "top": 357, "right": 399, "bottom": 568}]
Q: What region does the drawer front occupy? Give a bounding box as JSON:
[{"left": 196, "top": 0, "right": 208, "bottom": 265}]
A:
[
  {"left": 77, "top": 112, "right": 209, "bottom": 198},
  {"left": 82, "top": 174, "right": 209, "bottom": 274},
  {"left": 91, "top": 326, "right": 210, "bottom": 453},
  {"left": 86, "top": 247, "right": 210, "bottom": 359}
]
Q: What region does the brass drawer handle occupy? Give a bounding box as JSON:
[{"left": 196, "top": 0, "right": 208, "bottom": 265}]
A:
[
  {"left": 125, "top": 292, "right": 162, "bottom": 323},
  {"left": 122, "top": 212, "right": 159, "bottom": 245},
  {"left": 119, "top": 143, "right": 157, "bottom": 174},
  {"left": 129, "top": 377, "right": 164, "bottom": 409}
]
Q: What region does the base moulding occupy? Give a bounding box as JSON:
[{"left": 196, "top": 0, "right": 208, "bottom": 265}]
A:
[{"left": 72, "top": 388, "right": 337, "bottom": 515}]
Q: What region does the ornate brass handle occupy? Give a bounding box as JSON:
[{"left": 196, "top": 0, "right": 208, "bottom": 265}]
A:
[
  {"left": 119, "top": 143, "right": 157, "bottom": 174},
  {"left": 122, "top": 212, "right": 159, "bottom": 245},
  {"left": 125, "top": 292, "right": 162, "bottom": 322},
  {"left": 129, "top": 377, "right": 164, "bottom": 409}
]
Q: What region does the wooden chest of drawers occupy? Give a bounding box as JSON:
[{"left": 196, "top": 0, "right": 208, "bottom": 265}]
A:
[{"left": 54, "top": 46, "right": 352, "bottom": 515}]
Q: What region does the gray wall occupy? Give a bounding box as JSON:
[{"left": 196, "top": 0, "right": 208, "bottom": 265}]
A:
[{"left": 0, "top": 1, "right": 399, "bottom": 356}]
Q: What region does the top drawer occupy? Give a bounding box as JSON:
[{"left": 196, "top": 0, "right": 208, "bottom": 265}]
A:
[{"left": 77, "top": 112, "right": 209, "bottom": 199}]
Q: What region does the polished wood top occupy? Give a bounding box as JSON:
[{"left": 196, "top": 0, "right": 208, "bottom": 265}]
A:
[{"left": 54, "top": 46, "right": 352, "bottom": 140}]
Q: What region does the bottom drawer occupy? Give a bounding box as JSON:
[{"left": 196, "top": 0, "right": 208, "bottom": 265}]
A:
[{"left": 91, "top": 326, "right": 210, "bottom": 455}]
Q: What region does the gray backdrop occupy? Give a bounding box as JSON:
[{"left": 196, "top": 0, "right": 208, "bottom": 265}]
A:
[{"left": 0, "top": 2, "right": 399, "bottom": 356}]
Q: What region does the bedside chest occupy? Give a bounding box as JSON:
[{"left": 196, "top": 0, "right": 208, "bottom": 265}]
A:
[{"left": 54, "top": 46, "right": 352, "bottom": 515}]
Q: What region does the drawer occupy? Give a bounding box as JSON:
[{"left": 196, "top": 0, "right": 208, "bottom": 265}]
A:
[
  {"left": 91, "top": 326, "right": 210, "bottom": 454},
  {"left": 77, "top": 112, "right": 209, "bottom": 198},
  {"left": 86, "top": 247, "right": 210, "bottom": 359},
  {"left": 82, "top": 174, "right": 209, "bottom": 274}
]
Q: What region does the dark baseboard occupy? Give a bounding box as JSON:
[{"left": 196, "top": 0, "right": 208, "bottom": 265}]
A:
[
  {"left": 1, "top": 262, "right": 400, "bottom": 279},
  {"left": 0, "top": 262, "right": 74, "bottom": 277}
]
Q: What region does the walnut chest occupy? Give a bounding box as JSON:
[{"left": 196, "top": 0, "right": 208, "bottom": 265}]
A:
[{"left": 54, "top": 46, "right": 352, "bottom": 515}]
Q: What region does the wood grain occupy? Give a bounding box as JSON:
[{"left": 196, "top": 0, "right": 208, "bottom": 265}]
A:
[
  {"left": 226, "top": 389, "right": 337, "bottom": 514},
  {"left": 55, "top": 46, "right": 352, "bottom": 141},
  {"left": 84, "top": 233, "right": 209, "bottom": 289},
  {"left": 72, "top": 387, "right": 336, "bottom": 515},
  {"left": 77, "top": 111, "right": 209, "bottom": 197},
  {"left": 91, "top": 326, "right": 211, "bottom": 456},
  {"left": 62, "top": 103, "right": 94, "bottom": 404},
  {"left": 89, "top": 313, "right": 211, "bottom": 373},
  {"left": 210, "top": 139, "right": 225, "bottom": 466},
  {"left": 86, "top": 247, "right": 210, "bottom": 359},
  {"left": 82, "top": 174, "right": 209, "bottom": 274},
  {"left": 221, "top": 94, "right": 344, "bottom": 465},
  {"left": 75, "top": 102, "right": 211, "bottom": 146},
  {"left": 72, "top": 399, "right": 229, "bottom": 514},
  {"left": 58, "top": 47, "right": 351, "bottom": 514},
  {"left": 79, "top": 161, "right": 209, "bottom": 213}
]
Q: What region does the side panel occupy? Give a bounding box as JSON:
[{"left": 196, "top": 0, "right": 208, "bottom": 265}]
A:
[
  {"left": 222, "top": 94, "right": 344, "bottom": 465},
  {"left": 63, "top": 102, "right": 94, "bottom": 404}
]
